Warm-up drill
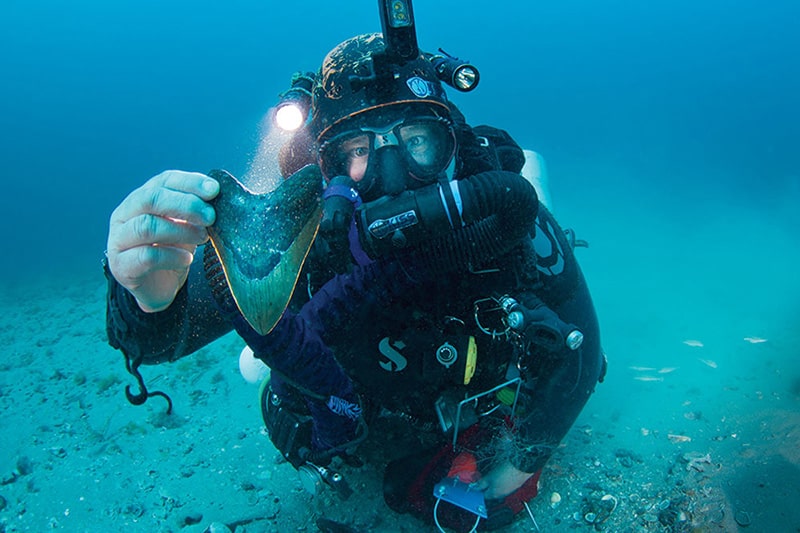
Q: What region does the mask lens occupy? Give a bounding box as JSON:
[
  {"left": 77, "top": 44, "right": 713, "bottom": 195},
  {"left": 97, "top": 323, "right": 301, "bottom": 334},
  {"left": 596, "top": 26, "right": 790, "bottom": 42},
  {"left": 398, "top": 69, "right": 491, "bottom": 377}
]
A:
[
  {"left": 320, "top": 117, "right": 454, "bottom": 183},
  {"left": 320, "top": 131, "right": 372, "bottom": 181},
  {"left": 396, "top": 119, "right": 454, "bottom": 179}
]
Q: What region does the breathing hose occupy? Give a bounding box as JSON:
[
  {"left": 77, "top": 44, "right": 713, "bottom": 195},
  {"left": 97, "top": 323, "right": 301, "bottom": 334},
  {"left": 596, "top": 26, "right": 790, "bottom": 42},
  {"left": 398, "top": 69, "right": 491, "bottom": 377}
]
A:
[{"left": 356, "top": 170, "right": 538, "bottom": 273}]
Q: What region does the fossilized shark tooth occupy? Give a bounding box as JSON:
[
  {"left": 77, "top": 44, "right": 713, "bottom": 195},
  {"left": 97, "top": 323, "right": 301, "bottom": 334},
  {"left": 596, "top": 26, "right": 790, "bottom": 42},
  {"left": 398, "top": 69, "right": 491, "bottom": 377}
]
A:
[{"left": 206, "top": 165, "right": 322, "bottom": 335}]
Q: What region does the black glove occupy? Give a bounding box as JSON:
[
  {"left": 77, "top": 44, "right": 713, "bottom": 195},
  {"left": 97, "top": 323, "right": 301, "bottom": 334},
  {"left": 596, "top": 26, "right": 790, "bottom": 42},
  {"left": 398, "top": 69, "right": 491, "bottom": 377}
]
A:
[
  {"left": 321, "top": 176, "right": 359, "bottom": 239},
  {"left": 318, "top": 176, "right": 361, "bottom": 272},
  {"left": 262, "top": 384, "right": 364, "bottom": 468},
  {"left": 261, "top": 385, "right": 314, "bottom": 468}
]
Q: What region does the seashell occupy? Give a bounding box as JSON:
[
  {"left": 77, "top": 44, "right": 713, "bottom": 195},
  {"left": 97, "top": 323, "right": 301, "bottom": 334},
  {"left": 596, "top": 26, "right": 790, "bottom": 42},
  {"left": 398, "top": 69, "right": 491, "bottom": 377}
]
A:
[
  {"left": 549, "top": 491, "right": 562, "bottom": 508},
  {"left": 668, "top": 433, "right": 692, "bottom": 443},
  {"left": 734, "top": 510, "right": 752, "bottom": 527},
  {"left": 584, "top": 512, "right": 597, "bottom": 523},
  {"left": 601, "top": 494, "right": 618, "bottom": 512}
]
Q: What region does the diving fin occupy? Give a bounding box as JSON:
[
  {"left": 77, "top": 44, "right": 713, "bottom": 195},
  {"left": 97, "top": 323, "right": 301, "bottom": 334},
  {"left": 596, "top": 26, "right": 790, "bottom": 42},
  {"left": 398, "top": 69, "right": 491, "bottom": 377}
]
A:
[{"left": 206, "top": 165, "right": 322, "bottom": 335}]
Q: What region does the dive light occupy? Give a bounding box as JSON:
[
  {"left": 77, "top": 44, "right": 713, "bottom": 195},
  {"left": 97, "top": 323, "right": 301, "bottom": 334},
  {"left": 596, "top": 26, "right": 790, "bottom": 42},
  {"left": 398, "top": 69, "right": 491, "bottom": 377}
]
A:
[
  {"left": 274, "top": 71, "right": 315, "bottom": 131},
  {"left": 378, "top": 0, "right": 480, "bottom": 92},
  {"left": 429, "top": 50, "right": 480, "bottom": 92}
]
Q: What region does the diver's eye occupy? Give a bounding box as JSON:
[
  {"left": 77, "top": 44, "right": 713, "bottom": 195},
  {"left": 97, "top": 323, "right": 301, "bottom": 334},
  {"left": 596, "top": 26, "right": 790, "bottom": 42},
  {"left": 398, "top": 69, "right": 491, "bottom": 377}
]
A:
[
  {"left": 400, "top": 124, "right": 434, "bottom": 154},
  {"left": 405, "top": 135, "right": 427, "bottom": 151},
  {"left": 350, "top": 146, "right": 370, "bottom": 158},
  {"left": 337, "top": 134, "right": 371, "bottom": 165}
]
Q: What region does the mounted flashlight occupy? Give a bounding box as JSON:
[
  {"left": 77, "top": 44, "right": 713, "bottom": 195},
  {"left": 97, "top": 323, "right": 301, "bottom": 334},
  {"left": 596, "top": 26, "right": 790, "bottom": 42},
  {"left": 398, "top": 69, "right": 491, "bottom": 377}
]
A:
[
  {"left": 274, "top": 71, "right": 315, "bottom": 131},
  {"left": 378, "top": 0, "right": 419, "bottom": 62},
  {"left": 428, "top": 50, "right": 480, "bottom": 92}
]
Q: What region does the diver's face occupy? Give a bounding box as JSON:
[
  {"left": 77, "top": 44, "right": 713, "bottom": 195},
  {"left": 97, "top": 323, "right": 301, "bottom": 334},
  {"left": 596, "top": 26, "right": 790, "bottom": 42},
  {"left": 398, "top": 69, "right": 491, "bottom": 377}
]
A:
[
  {"left": 339, "top": 135, "right": 371, "bottom": 182},
  {"left": 338, "top": 121, "right": 444, "bottom": 182},
  {"left": 320, "top": 113, "right": 456, "bottom": 200}
]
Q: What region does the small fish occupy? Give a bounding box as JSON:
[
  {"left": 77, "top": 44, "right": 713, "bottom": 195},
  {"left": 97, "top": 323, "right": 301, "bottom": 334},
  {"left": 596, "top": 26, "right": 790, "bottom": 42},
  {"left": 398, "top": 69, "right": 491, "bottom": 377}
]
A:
[
  {"left": 667, "top": 433, "right": 692, "bottom": 443},
  {"left": 683, "top": 340, "right": 704, "bottom": 347},
  {"left": 743, "top": 336, "right": 767, "bottom": 344},
  {"left": 629, "top": 366, "right": 657, "bottom": 371},
  {"left": 634, "top": 376, "right": 664, "bottom": 382},
  {"left": 658, "top": 367, "right": 678, "bottom": 374},
  {"left": 699, "top": 358, "right": 718, "bottom": 369}
]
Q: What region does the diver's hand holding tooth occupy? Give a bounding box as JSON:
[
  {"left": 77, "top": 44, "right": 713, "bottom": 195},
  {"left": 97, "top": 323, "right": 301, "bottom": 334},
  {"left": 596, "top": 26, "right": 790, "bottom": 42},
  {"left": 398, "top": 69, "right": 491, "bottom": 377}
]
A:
[{"left": 106, "top": 169, "right": 220, "bottom": 313}]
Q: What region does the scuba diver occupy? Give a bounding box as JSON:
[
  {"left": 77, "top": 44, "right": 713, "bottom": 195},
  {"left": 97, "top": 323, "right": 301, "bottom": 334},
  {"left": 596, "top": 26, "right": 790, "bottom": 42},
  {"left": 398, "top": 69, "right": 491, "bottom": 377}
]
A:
[{"left": 104, "top": 2, "right": 605, "bottom": 531}]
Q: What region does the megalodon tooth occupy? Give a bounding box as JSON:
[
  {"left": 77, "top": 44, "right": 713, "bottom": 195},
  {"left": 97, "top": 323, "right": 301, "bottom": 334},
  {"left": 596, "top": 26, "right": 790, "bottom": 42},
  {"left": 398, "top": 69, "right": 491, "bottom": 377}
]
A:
[{"left": 206, "top": 165, "right": 322, "bottom": 335}]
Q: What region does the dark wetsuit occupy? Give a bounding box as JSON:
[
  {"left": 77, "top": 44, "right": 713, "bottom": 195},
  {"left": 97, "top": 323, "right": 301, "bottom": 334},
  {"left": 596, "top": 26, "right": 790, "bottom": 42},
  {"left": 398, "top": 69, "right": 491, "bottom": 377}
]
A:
[
  {"left": 106, "top": 201, "right": 604, "bottom": 473},
  {"left": 105, "top": 125, "right": 604, "bottom": 527}
]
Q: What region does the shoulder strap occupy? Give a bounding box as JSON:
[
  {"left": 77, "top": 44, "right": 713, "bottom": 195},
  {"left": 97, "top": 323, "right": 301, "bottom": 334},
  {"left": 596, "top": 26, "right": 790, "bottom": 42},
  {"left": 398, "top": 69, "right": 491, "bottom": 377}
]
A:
[{"left": 471, "top": 125, "right": 526, "bottom": 174}]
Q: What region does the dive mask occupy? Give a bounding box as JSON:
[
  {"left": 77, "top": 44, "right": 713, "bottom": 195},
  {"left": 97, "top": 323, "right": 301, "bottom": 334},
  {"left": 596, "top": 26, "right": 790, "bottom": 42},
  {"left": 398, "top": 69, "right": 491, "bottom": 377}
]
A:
[{"left": 319, "top": 115, "right": 456, "bottom": 195}]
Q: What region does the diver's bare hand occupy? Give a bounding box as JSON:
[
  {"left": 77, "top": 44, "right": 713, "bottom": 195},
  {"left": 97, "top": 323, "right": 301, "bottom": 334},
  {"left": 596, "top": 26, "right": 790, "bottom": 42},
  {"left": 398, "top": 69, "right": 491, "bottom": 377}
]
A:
[{"left": 106, "top": 170, "right": 219, "bottom": 312}]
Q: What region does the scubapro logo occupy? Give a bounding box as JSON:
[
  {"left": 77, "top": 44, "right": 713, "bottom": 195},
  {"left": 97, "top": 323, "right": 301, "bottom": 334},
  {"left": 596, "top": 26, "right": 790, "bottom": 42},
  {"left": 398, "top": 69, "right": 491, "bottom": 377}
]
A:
[
  {"left": 378, "top": 338, "right": 407, "bottom": 372},
  {"left": 407, "top": 77, "right": 431, "bottom": 98}
]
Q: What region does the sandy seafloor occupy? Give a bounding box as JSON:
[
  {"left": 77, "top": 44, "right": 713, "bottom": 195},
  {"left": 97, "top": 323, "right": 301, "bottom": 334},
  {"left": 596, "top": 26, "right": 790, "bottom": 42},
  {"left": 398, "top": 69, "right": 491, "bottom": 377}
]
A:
[{"left": 1, "top": 173, "right": 799, "bottom": 533}]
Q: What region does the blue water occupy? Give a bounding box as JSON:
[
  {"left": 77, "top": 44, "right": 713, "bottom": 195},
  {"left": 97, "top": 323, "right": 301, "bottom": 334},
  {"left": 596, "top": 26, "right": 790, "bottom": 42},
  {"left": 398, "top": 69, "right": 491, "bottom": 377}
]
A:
[
  {"left": 0, "top": 0, "right": 800, "bottom": 280},
  {"left": 1, "top": 0, "right": 797, "bottom": 281},
  {"left": 0, "top": 0, "right": 798, "bottom": 530}
]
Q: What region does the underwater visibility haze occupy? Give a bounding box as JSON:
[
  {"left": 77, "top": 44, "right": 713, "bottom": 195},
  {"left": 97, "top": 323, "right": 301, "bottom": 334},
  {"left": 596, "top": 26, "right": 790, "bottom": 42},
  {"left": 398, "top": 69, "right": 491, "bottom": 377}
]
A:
[{"left": 0, "top": 0, "right": 798, "bottom": 531}]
